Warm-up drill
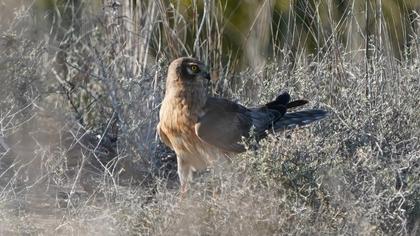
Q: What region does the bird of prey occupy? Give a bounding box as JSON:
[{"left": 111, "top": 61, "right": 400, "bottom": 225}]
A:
[{"left": 157, "top": 57, "right": 327, "bottom": 194}]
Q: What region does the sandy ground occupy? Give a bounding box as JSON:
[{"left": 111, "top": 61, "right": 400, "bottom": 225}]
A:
[{"left": 0, "top": 186, "right": 119, "bottom": 235}]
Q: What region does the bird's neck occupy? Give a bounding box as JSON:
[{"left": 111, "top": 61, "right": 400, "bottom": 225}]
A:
[{"left": 163, "top": 81, "right": 208, "bottom": 120}]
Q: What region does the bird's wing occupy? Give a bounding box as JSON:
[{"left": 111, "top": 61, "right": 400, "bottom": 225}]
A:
[
  {"left": 157, "top": 123, "right": 174, "bottom": 150},
  {"left": 194, "top": 97, "right": 253, "bottom": 153}
]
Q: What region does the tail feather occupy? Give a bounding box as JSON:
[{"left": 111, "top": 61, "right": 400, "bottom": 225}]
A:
[
  {"left": 273, "top": 109, "right": 328, "bottom": 131},
  {"left": 287, "top": 100, "right": 308, "bottom": 109},
  {"left": 265, "top": 92, "right": 308, "bottom": 110}
]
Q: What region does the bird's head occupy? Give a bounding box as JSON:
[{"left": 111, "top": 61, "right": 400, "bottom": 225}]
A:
[{"left": 167, "top": 57, "right": 211, "bottom": 85}]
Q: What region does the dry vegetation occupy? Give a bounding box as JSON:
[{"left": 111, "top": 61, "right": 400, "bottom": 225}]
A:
[{"left": 0, "top": 0, "right": 419, "bottom": 235}]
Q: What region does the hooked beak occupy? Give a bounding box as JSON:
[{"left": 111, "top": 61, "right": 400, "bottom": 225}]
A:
[
  {"left": 203, "top": 71, "right": 211, "bottom": 81},
  {"left": 202, "top": 65, "right": 211, "bottom": 80}
]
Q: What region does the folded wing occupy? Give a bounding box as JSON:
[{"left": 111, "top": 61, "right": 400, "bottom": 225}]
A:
[
  {"left": 194, "top": 97, "right": 252, "bottom": 153},
  {"left": 195, "top": 97, "right": 286, "bottom": 153}
]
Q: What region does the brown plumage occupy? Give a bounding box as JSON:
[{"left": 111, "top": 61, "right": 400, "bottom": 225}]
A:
[{"left": 158, "top": 57, "right": 327, "bottom": 194}]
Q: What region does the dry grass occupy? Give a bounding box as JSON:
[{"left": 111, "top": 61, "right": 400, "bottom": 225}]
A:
[{"left": 0, "top": 1, "right": 419, "bottom": 235}]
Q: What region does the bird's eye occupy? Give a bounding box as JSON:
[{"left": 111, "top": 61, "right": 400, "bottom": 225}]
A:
[{"left": 190, "top": 65, "right": 200, "bottom": 73}]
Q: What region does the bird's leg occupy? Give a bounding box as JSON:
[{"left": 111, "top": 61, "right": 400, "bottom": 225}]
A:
[{"left": 177, "top": 156, "right": 192, "bottom": 198}]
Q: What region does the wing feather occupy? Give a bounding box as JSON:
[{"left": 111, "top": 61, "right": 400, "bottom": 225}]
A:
[{"left": 195, "top": 98, "right": 252, "bottom": 153}]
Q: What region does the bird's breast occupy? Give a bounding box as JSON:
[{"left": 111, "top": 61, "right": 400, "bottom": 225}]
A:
[{"left": 159, "top": 95, "right": 222, "bottom": 170}]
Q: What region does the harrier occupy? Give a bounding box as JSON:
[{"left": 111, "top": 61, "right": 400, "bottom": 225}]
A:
[{"left": 158, "top": 57, "right": 327, "bottom": 194}]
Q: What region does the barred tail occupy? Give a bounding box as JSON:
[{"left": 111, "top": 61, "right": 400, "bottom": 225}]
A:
[{"left": 273, "top": 109, "right": 328, "bottom": 131}]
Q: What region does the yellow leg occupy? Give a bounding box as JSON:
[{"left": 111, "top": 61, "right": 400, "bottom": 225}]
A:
[{"left": 177, "top": 156, "right": 192, "bottom": 198}]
